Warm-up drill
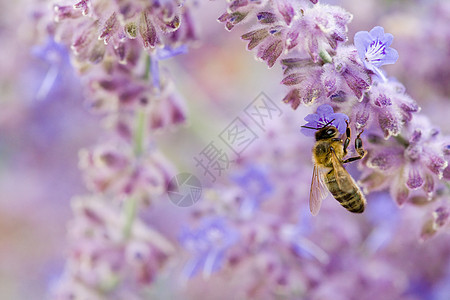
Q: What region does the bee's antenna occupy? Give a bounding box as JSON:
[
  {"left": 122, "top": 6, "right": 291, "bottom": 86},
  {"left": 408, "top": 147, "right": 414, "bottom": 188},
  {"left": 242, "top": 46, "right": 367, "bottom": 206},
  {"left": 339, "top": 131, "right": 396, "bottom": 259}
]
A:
[
  {"left": 301, "top": 125, "right": 320, "bottom": 130},
  {"left": 301, "top": 119, "right": 336, "bottom": 130},
  {"left": 321, "top": 119, "right": 335, "bottom": 128}
]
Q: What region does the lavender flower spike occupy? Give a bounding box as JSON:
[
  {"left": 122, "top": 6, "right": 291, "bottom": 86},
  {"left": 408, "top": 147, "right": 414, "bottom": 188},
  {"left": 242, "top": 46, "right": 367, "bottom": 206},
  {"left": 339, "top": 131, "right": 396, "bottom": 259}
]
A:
[
  {"left": 354, "top": 26, "right": 399, "bottom": 82},
  {"left": 301, "top": 104, "right": 349, "bottom": 137}
]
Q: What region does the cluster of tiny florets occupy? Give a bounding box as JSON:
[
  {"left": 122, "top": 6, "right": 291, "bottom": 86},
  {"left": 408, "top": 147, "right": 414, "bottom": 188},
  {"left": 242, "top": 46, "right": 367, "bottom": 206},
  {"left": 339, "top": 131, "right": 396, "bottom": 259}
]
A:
[{"left": 48, "top": 0, "right": 198, "bottom": 298}]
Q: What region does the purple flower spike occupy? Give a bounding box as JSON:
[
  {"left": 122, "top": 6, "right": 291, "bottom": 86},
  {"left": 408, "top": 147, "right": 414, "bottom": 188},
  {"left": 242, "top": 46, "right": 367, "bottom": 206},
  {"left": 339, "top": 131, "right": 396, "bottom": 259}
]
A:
[
  {"left": 354, "top": 26, "right": 399, "bottom": 82},
  {"left": 301, "top": 104, "right": 349, "bottom": 137}
]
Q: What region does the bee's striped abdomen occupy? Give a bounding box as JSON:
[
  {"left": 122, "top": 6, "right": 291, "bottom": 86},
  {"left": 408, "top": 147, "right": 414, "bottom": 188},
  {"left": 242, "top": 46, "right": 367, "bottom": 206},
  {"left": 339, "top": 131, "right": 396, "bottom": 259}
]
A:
[{"left": 325, "top": 170, "right": 366, "bottom": 213}]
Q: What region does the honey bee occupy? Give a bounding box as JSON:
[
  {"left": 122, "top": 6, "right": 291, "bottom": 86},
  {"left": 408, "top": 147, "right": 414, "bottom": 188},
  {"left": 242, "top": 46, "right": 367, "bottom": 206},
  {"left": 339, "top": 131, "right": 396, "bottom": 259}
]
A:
[{"left": 302, "top": 120, "right": 367, "bottom": 215}]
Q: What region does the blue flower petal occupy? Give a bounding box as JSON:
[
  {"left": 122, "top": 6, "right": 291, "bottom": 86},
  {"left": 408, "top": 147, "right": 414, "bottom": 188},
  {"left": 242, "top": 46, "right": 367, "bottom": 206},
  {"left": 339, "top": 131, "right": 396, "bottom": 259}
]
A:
[
  {"left": 151, "top": 59, "right": 160, "bottom": 88},
  {"left": 180, "top": 217, "right": 239, "bottom": 278},
  {"left": 381, "top": 33, "right": 394, "bottom": 47},
  {"left": 369, "top": 26, "right": 385, "bottom": 39},
  {"left": 316, "top": 104, "right": 334, "bottom": 116},
  {"left": 232, "top": 165, "right": 273, "bottom": 201},
  {"left": 155, "top": 45, "right": 189, "bottom": 60},
  {"left": 330, "top": 112, "right": 349, "bottom": 134},
  {"left": 354, "top": 31, "right": 372, "bottom": 62},
  {"left": 354, "top": 26, "right": 399, "bottom": 81},
  {"left": 303, "top": 121, "right": 320, "bottom": 128},
  {"left": 354, "top": 31, "right": 372, "bottom": 50},
  {"left": 382, "top": 48, "right": 399, "bottom": 65},
  {"left": 183, "top": 254, "right": 207, "bottom": 278},
  {"left": 152, "top": 45, "right": 189, "bottom": 88},
  {"left": 203, "top": 250, "right": 225, "bottom": 277},
  {"left": 301, "top": 104, "right": 349, "bottom": 137},
  {"left": 300, "top": 126, "right": 317, "bottom": 137},
  {"left": 304, "top": 114, "right": 320, "bottom": 122}
]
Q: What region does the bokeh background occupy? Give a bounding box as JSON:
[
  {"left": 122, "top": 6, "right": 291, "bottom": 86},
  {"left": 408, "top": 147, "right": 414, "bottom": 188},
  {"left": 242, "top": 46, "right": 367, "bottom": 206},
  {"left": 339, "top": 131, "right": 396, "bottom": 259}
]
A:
[{"left": 0, "top": 0, "right": 449, "bottom": 299}]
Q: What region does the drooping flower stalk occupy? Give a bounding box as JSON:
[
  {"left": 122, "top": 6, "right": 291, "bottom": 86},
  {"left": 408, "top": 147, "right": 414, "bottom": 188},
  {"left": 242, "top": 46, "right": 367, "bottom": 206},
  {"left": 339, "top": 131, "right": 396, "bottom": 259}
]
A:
[{"left": 219, "top": 0, "right": 450, "bottom": 211}]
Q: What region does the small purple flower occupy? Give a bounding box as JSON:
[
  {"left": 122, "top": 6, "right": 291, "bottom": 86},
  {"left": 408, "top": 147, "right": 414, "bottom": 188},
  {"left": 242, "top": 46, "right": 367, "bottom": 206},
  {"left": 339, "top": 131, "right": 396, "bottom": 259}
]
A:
[
  {"left": 301, "top": 104, "right": 349, "bottom": 137},
  {"left": 180, "top": 218, "right": 239, "bottom": 278},
  {"left": 32, "top": 37, "right": 70, "bottom": 101},
  {"left": 354, "top": 26, "right": 399, "bottom": 82},
  {"left": 280, "top": 210, "right": 329, "bottom": 264},
  {"left": 151, "top": 45, "right": 188, "bottom": 88},
  {"left": 232, "top": 165, "right": 273, "bottom": 216}
]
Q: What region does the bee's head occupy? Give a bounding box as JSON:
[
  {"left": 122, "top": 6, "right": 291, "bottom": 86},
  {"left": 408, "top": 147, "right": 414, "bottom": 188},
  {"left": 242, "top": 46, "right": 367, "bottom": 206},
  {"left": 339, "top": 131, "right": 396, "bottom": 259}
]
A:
[
  {"left": 301, "top": 119, "right": 340, "bottom": 141},
  {"left": 315, "top": 126, "right": 339, "bottom": 141}
]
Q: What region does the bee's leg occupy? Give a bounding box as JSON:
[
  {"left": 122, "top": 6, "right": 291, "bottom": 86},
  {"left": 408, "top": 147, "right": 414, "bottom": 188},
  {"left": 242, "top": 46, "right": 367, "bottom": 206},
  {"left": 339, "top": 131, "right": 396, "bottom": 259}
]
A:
[
  {"left": 342, "top": 130, "right": 366, "bottom": 164},
  {"left": 355, "top": 130, "right": 366, "bottom": 157},
  {"left": 343, "top": 120, "right": 351, "bottom": 155}
]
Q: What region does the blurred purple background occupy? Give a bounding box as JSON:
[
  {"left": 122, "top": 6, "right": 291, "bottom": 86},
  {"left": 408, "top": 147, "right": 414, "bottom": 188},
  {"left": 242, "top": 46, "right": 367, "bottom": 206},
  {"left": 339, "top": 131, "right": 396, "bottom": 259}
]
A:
[{"left": 0, "top": 0, "right": 449, "bottom": 299}]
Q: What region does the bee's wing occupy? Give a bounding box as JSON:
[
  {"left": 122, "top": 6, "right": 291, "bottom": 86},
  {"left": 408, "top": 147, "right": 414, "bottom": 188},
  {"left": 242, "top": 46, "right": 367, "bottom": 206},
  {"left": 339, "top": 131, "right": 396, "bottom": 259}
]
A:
[
  {"left": 330, "top": 149, "right": 353, "bottom": 191},
  {"left": 310, "top": 164, "right": 329, "bottom": 216}
]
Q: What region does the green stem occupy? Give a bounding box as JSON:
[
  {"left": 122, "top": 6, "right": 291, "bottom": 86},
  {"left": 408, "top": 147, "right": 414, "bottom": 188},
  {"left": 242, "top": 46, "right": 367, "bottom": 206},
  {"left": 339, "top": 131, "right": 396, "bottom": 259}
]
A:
[
  {"left": 127, "top": 54, "right": 150, "bottom": 238},
  {"left": 133, "top": 54, "right": 151, "bottom": 156},
  {"left": 394, "top": 134, "right": 409, "bottom": 148},
  {"left": 144, "top": 55, "right": 151, "bottom": 80},
  {"left": 133, "top": 109, "right": 146, "bottom": 157},
  {"left": 319, "top": 50, "right": 332, "bottom": 64},
  {"left": 123, "top": 197, "right": 138, "bottom": 240},
  {"left": 100, "top": 274, "right": 121, "bottom": 293},
  {"left": 445, "top": 182, "right": 450, "bottom": 193}
]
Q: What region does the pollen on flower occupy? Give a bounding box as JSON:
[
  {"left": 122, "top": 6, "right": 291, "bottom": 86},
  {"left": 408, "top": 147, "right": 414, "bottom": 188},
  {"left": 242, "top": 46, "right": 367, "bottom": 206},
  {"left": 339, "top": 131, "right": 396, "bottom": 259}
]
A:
[{"left": 125, "top": 23, "right": 138, "bottom": 39}]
